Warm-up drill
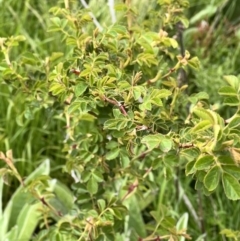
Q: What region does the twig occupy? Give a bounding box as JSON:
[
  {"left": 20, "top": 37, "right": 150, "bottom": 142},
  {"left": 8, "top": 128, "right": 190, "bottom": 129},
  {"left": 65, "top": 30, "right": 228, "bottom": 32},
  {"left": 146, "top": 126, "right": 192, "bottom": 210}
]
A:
[
  {"left": 108, "top": 0, "right": 116, "bottom": 23},
  {"left": 177, "top": 22, "right": 185, "bottom": 58},
  {"left": 103, "top": 96, "right": 128, "bottom": 116},
  {"left": 121, "top": 179, "right": 138, "bottom": 201},
  {"left": 130, "top": 150, "right": 152, "bottom": 162},
  {"left": 40, "top": 196, "right": 63, "bottom": 217},
  {"left": 161, "top": 67, "right": 176, "bottom": 79},
  {"left": 79, "top": 0, "right": 103, "bottom": 31}
]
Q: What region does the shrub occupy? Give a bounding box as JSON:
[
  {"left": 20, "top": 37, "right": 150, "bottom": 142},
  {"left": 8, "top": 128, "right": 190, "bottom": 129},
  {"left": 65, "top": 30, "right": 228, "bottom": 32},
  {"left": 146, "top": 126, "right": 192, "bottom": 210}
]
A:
[{"left": 1, "top": 0, "right": 240, "bottom": 240}]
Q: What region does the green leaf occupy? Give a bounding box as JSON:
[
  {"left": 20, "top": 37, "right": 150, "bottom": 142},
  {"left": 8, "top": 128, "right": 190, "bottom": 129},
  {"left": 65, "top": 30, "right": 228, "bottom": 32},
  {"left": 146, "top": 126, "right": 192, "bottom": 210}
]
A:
[
  {"left": 137, "top": 53, "right": 158, "bottom": 66},
  {"left": 179, "top": 16, "right": 189, "bottom": 28},
  {"left": 81, "top": 171, "right": 92, "bottom": 182},
  {"left": 214, "top": 124, "right": 222, "bottom": 142},
  {"left": 159, "top": 138, "right": 172, "bottom": 152},
  {"left": 151, "top": 98, "right": 163, "bottom": 107},
  {"left": 14, "top": 35, "right": 26, "bottom": 42},
  {"left": 222, "top": 165, "right": 240, "bottom": 180},
  {"left": 185, "top": 160, "right": 196, "bottom": 175},
  {"left": 106, "top": 141, "right": 119, "bottom": 149},
  {"left": 141, "top": 134, "right": 162, "bottom": 150},
  {"left": 0, "top": 196, "right": 12, "bottom": 237},
  {"left": 195, "top": 155, "right": 215, "bottom": 170},
  {"left": 50, "top": 17, "right": 61, "bottom": 26},
  {"left": 218, "top": 155, "right": 235, "bottom": 165},
  {"left": 222, "top": 172, "right": 240, "bottom": 200},
  {"left": 68, "top": 100, "right": 91, "bottom": 114},
  {"left": 109, "top": 206, "right": 127, "bottom": 220},
  {"left": 189, "top": 92, "right": 209, "bottom": 104},
  {"left": 188, "top": 57, "right": 200, "bottom": 70},
  {"left": 195, "top": 91, "right": 209, "bottom": 99},
  {"left": 2, "top": 160, "right": 50, "bottom": 232},
  {"left": 16, "top": 203, "right": 41, "bottom": 241},
  {"left": 21, "top": 52, "right": 39, "bottom": 65},
  {"left": 112, "top": 109, "right": 122, "bottom": 118},
  {"left": 92, "top": 170, "right": 104, "bottom": 182},
  {"left": 176, "top": 213, "right": 189, "bottom": 238},
  {"left": 49, "top": 52, "right": 64, "bottom": 62},
  {"left": 87, "top": 177, "right": 98, "bottom": 194},
  {"left": 4, "top": 226, "right": 18, "bottom": 240},
  {"left": 110, "top": 24, "right": 128, "bottom": 35},
  {"left": 139, "top": 100, "right": 152, "bottom": 111},
  {"left": 220, "top": 229, "right": 239, "bottom": 239},
  {"left": 191, "top": 120, "right": 212, "bottom": 133},
  {"left": 228, "top": 116, "right": 240, "bottom": 129},
  {"left": 218, "top": 86, "right": 238, "bottom": 96},
  {"left": 224, "top": 96, "right": 239, "bottom": 106},
  {"left": 132, "top": 86, "right": 145, "bottom": 101},
  {"left": 51, "top": 180, "right": 74, "bottom": 211},
  {"left": 49, "top": 82, "right": 66, "bottom": 96},
  {"left": 97, "top": 199, "right": 106, "bottom": 212},
  {"left": 223, "top": 75, "right": 239, "bottom": 90},
  {"left": 193, "top": 108, "right": 215, "bottom": 124},
  {"left": 150, "top": 88, "right": 172, "bottom": 99},
  {"left": 106, "top": 148, "right": 120, "bottom": 160},
  {"left": 74, "top": 82, "right": 88, "bottom": 97},
  {"left": 127, "top": 196, "right": 147, "bottom": 237},
  {"left": 161, "top": 37, "right": 178, "bottom": 48},
  {"left": 204, "top": 165, "right": 221, "bottom": 191},
  {"left": 163, "top": 153, "right": 178, "bottom": 166},
  {"left": 104, "top": 118, "right": 130, "bottom": 130},
  {"left": 169, "top": 38, "right": 178, "bottom": 48}
]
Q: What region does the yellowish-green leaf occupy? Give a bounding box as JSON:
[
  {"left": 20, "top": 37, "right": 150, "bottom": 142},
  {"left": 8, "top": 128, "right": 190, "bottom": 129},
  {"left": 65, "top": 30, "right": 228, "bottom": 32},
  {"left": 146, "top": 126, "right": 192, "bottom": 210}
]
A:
[
  {"left": 218, "top": 86, "right": 238, "bottom": 96},
  {"left": 195, "top": 155, "right": 215, "bottom": 170},
  {"left": 191, "top": 120, "right": 212, "bottom": 133},
  {"left": 223, "top": 75, "right": 239, "bottom": 91},
  {"left": 188, "top": 57, "right": 200, "bottom": 70}
]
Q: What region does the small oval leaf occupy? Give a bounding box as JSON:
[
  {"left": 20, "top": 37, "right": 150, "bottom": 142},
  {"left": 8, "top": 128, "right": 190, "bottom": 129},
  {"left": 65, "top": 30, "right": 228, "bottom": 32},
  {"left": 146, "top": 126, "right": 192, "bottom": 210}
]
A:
[
  {"left": 222, "top": 172, "right": 240, "bottom": 200},
  {"left": 204, "top": 165, "right": 221, "bottom": 191}
]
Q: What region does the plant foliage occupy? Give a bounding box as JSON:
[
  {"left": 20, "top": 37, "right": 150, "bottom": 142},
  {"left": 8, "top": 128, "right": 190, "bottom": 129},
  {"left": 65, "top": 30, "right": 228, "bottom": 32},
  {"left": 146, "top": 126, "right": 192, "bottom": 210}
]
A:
[{"left": 0, "top": 0, "right": 240, "bottom": 240}]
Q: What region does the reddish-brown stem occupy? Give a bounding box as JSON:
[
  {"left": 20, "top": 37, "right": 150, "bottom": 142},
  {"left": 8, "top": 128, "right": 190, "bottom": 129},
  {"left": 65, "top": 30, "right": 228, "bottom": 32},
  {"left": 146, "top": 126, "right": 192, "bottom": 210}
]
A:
[
  {"left": 143, "top": 167, "right": 152, "bottom": 179},
  {"left": 40, "top": 197, "right": 63, "bottom": 217},
  {"left": 103, "top": 96, "right": 128, "bottom": 116},
  {"left": 161, "top": 67, "right": 176, "bottom": 79},
  {"left": 121, "top": 180, "right": 138, "bottom": 201},
  {"left": 131, "top": 150, "right": 151, "bottom": 162},
  {"left": 70, "top": 68, "right": 81, "bottom": 75}
]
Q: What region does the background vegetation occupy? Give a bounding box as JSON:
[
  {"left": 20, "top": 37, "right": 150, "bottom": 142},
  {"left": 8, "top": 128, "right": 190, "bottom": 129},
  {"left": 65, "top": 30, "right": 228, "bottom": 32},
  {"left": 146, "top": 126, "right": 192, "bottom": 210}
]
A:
[{"left": 0, "top": 0, "right": 240, "bottom": 240}]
